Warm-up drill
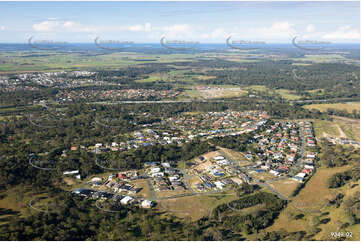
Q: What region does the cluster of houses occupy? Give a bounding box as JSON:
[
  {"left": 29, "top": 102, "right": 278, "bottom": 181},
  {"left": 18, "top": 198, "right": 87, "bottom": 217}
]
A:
[
  {"left": 73, "top": 188, "right": 154, "bottom": 209},
  {"left": 0, "top": 75, "right": 41, "bottom": 92},
  {"left": 71, "top": 170, "right": 155, "bottom": 209},
  {"left": 56, "top": 88, "right": 181, "bottom": 102},
  {"left": 325, "top": 136, "right": 359, "bottom": 147},
  {"left": 292, "top": 121, "right": 317, "bottom": 182},
  {"left": 190, "top": 120, "right": 317, "bottom": 185},
  {"left": 164, "top": 111, "right": 269, "bottom": 133},
  {"left": 303, "top": 121, "right": 316, "bottom": 147},
  {"left": 87, "top": 171, "right": 142, "bottom": 195},
  {"left": 249, "top": 121, "right": 302, "bottom": 176},
  {"left": 2, "top": 71, "right": 97, "bottom": 90},
  {"left": 146, "top": 162, "right": 186, "bottom": 191},
  {"left": 80, "top": 111, "right": 269, "bottom": 154},
  {"left": 193, "top": 155, "right": 246, "bottom": 192}
]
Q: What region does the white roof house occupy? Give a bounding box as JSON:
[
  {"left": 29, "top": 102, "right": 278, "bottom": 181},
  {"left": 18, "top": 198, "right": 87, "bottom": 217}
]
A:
[
  {"left": 150, "top": 167, "right": 161, "bottom": 173},
  {"left": 214, "top": 181, "right": 225, "bottom": 190},
  {"left": 169, "top": 176, "right": 180, "bottom": 182},
  {"left": 63, "top": 170, "right": 79, "bottom": 175},
  {"left": 141, "top": 200, "right": 153, "bottom": 208},
  {"left": 120, "top": 196, "right": 134, "bottom": 205},
  {"left": 161, "top": 162, "right": 171, "bottom": 168},
  {"left": 304, "top": 165, "right": 314, "bottom": 170},
  {"left": 216, "top": 159, "right": 229, "bottom": 166},
  {"left": 296, "top": 172, "right": 306, "bottom": 178},
  {"left": 213, "top": 156, "right": 225, "bottom": 160},
  {"left": 292, "top": 176, "right": 304, "bottom": 182},
  {"left": 151, "top": 172, "right": 164, "bottom": 178},
  {"left": 269, "top": 170, "right": 279, "bottom": 176},
  {"left": 287, "top": 156, "right": 295, "bottom": 162},
  {"left": 91, "top": 177, "right": 102, "bottom": 182},
  {"left": 306, "top": 153, "right": 316, "bottom": 158}
]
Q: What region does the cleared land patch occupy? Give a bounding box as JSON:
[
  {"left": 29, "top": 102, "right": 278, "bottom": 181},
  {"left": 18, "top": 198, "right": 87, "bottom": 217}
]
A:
[
  {"left": 304, "top": 102, "right": 360, "bottom": 114},
  {"left": 158, "top": 192, "right": 237, "bottom": 221},
  {"left": 266, "top": 165, "right": 352, "bottom": 235},
  {"left": 268, "top": 178, "right": 300, "bottom": 198},
  {"left": 312, "top": 119, "right": 340, "bottom": 138}
]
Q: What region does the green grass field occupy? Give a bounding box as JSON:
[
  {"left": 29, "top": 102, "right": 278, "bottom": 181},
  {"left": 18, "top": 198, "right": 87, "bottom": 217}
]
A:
[
  {"left": 304, "top": 102, "right": 360, "bottom": 114},
  {"left": 275, "top": 89, "right": 302, "bottom": 100},
  {"left": 158, "top": 191, "right": 237, "bottom": 221},
  {"left": 291, "top": 54, "right": 348, "bottom": 64},
  {"left": 312, "top": 119, "right": 340, "bottom": 138},
  {"left": 267, "top": 165, "right": 359, "bottom": 241}
]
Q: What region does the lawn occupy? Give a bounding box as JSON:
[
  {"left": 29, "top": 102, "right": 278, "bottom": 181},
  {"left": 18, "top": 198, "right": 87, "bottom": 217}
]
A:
[
  {"left": 266, "top": 165, "right": 354, "bottom": 237},
  {"left": 268, "top": 178, "right": 300, "bottom": 198},
  {"left": 158, "top": 192, "right": 237, "bottom": 221},
  {"left": 332, "top": 116, "right": 360, "bottom": 142},
  {"left": 311, "top": 119, "right": 340, "bottom": 138},
  {"left": 304, "top": 102, "right": 360, "bottom": 114},
  {"left": 155, "top": 189, "right": 193, "bottom": 199},
  {"left": 218, "top": 147, "right": 251, "bottom": 166},
  {"left": 131, "top": 179, "right": 153, "bottom": 199},
  {"left": 314, "top": 179, "right": 360, "bottom": 241},
  {"left": 291, "top": 54, "right": 347, "bottom": 64},
  {"left": 0, "top": 185, "right": 49, "bottom": 224},
  {"left": 275, "top": 89, "right": 302, "bottom": 100}
]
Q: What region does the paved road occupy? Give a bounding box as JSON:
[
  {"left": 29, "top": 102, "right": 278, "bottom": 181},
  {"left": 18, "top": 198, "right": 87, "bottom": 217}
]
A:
[
  {"left": 293, "top": 125, "right": 306, "bottom": 173},
  {"left": 146, "top": 178, "right": 157, "bottom": 200},
  {"left": 257, "top": 182, "right": 289, "bottom": 200},
  {"left": 289, "top": 97, "right": 358, "bottom": 104},
  {"left": 181, "top": 169, "right": 196, "bottom": 195},
  {"left": 89, "top": 99, "right": 227, "bottom": 105}
]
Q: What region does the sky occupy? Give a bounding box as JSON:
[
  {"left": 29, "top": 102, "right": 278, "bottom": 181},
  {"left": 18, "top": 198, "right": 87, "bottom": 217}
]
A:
[{"left": 0, "top": 1, "right": 359, "bottom": 43}]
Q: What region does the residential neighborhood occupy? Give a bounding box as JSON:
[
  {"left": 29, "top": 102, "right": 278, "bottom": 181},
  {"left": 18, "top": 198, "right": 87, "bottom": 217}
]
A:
[{"left": 69, "top": 116, "right": 318, "bottom": 211}]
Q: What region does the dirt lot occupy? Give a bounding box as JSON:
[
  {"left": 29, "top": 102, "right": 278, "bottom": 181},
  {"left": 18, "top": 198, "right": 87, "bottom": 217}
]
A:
[
  {"left": 249, "top": 171, "right": 276, "bottom": 181},
  {"left": 188, "top": 175, "right": 203, "bottom": 191},
  {"left": 268, "top": 178, "right": 300, "bottom": 198},
  {"left": 158, "top": 192, "right": 237, "bottom": 221},
  {"left": 131, "top": 179, "right": 152, "bottom": 199},
  {"left": 218, "top": 147, "right": 252, "bottom": 167},
  {"left": 155, "top": 189, "right": 193, "bottom": 199},
  {"left": 201, "top": 150, "right": 223, "bottom": 160}
]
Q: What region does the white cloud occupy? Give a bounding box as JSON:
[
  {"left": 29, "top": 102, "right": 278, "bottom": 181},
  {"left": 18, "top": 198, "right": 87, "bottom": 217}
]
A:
[
  {"left": 225, "top": 21, "right": 296, "bottom": 41},
  {"left": 33, "top": 20, "right": 155, "bottom": 34},
  {"left": 0, "top": 26, "right": 4, "bottom": 31},
  {"left": 306, "top": 24, "right": 315, "bottom": 33},
  {"left": 210, "top": 28, "right": 227, "bottom": 39},
  {"left": 32, "top": 20, "right": 96, "bottom": 32},
  {"left": 163, "top": 24, "right": 191, "bottom": 34},
  {"left": 160, "top": 24, "right": 195, "bottom": 39},
  {"left": 29, "top": 20, "right": 359, "bottom": 43},
  {"left": 128, "top": 23, "right": 151, "bottom": 32},
  {"left": 321, "top": 25, "right": 360, "bottom": 41},
  {"left": 259, "top": 21, "right": 295, "bottom": 37}
]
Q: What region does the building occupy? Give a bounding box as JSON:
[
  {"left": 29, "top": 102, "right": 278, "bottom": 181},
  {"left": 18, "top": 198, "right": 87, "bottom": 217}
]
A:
[
  {"left": 150, "top": 167, "right": 161, "bottom": 173},
  {"left": 141, "top": 200, "right": 153, "bottom": 208},
  {"left": 214, "top": 181, "right": 225, "bottom": 189},
  {"left": 63, "top": 170, "right": 79, "bottom": 175},
  {"left": 120, "top": 196, "right": 134, "bottom": 205},
  {"left": 213, "top": 156, "right": 225, "bottom": 161}
]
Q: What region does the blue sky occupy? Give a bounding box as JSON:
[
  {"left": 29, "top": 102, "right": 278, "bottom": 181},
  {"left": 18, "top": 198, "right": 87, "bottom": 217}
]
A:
[{"left": 0, "top": 1, "right": 359, "bottom": 43}]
